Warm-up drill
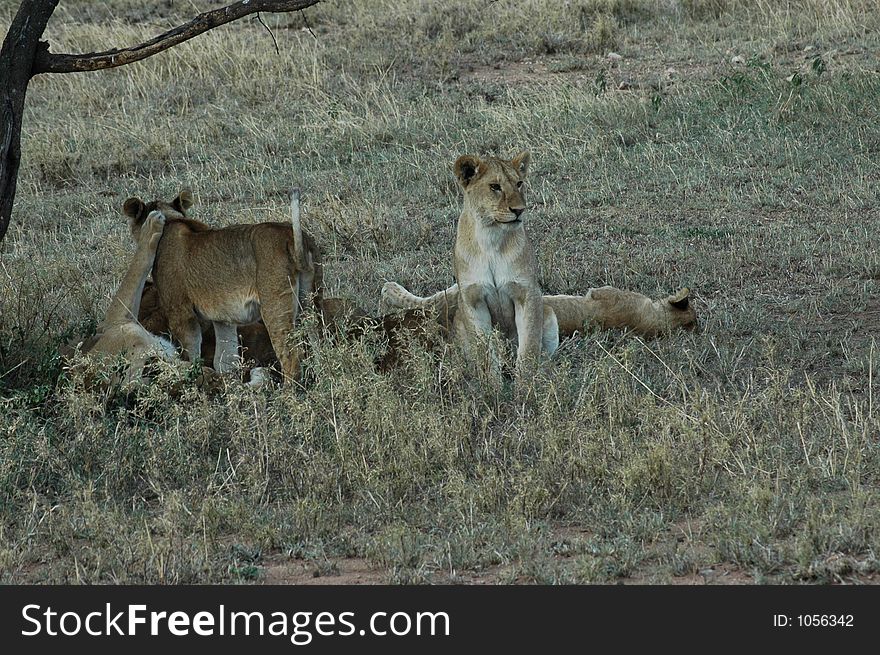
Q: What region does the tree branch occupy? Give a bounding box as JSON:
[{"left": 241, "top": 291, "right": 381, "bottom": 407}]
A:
[{"left": 32, "top": 0, "right": 321, "bottom": 75}]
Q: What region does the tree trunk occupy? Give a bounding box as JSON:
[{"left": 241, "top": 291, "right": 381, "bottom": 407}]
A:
[{"left": 0, "top": 0, "right": 59, "bottom": 244}]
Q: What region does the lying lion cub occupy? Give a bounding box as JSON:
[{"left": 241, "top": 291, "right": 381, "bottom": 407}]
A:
[
  {"left": 122, "top": 189, "right": 321, "bottom": 383},
  {"left": 382, "top": 282, "right": 697, "bottom": 339},
  {"left": 451, "top": 151, "right": 558, "bottom": 381},
  {"left": 77, "top": 210, "right": 177, "bottom": 385}
]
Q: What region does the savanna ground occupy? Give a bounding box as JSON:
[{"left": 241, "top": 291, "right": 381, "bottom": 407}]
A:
[{"left": 1, "top": 0, "right": 879, "bottom": 584}]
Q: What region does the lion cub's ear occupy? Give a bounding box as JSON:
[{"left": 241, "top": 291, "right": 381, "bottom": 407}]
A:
[
  {"left": 454, "top": 155, "right": 483, "bottom": 188},
  {"left": 123, "top": 197, "right": 145, "bottom": 219},
  {"left": 511, "top": 151, "right": 530, "bottom": 178},
  {"left": 173, "top": 189, "right": 194, "bottom": 214},
  {"left": 123, "top": 197, "right": 146, "bottom": 229},
  {"left": 123, "top": 197, "right": 147, "bottom": 236},
  {"left": 668, "top": 287, "right": 691, "bottom": 310}
]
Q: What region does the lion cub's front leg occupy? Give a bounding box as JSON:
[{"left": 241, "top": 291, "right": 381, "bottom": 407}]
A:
[
  {"left": 102, "top": 210, "right": 166, "bottom": 326},
  {"left": 509, "top": 282, "right": 546, "bottom": 379},
  {"left": 81, "top": 211, "right": 177, "bottom": 387},
  {"left": 455, "top": 283, "right": 501, "bottom": 380}
]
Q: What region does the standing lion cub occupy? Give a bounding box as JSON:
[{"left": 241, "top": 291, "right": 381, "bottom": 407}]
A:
[
  {"left": 451, "top": 151, "right": 558, "bottom": 382},
  {"left": 122, "top": 189, "right": 321, "bottom": 383}
]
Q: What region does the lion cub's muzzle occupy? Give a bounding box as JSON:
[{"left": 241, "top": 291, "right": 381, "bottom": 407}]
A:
[{"left": 496, "top": 207, "right": 525, "bottom": 225}]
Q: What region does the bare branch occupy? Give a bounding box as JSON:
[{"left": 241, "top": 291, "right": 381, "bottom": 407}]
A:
[
  {"left": 32, "top": 0, "right": 321, "bottom": 75},
  {"left": 300, "top": 9, "right": 319, "bottom": 39},
  {"left": 255, "top": 13, "right": 280, "bottom": 55}
]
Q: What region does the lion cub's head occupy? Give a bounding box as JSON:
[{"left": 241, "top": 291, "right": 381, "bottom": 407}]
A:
[
  {"left": 664, "top": 287, "right": 698, "bottom": 333},
  {"left": 454, "top": 152, "right": 530, "bottom": 227},
  {"left": 122, "top": 189, "right": 198, "bottom": 240}
]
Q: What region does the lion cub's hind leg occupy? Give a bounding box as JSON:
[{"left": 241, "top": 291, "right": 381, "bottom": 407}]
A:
[
  {"left": 257, "top": 272, "right": 301, "bottom": 383},
  {"left": 165, "top": 310, "right": 203, "bottom": 365},
  {"left": 381, "top": 281, "right": 460, "bottom": 315}
]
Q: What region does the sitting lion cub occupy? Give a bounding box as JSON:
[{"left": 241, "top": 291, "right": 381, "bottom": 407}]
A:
[
  {"left": 77, "top": 210, "right": 177, "bottom": 385},
  {"left": 451, "top": 151, "right": 558, "bottom": 381},
  {"left": 122, "top": 189, "right": 321, "bottom": 383},
  {"left": 382, "top": 282, "right": 697, "bottom": 339}
]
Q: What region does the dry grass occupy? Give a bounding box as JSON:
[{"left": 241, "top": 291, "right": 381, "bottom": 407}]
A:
[{"left": 1, "top": 0, "right": 879, "bottom": 583}]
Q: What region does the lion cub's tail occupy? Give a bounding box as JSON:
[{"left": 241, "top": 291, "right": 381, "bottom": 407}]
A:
[{"left": 289, "top": 188, "right": 306, "bottom": 270}]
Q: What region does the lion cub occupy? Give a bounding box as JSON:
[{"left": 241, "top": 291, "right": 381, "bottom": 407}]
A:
[
  {"left": 546, "top": 287, "right": 696, "bottom": 338},
  {"left": 122, "top": 189, "right": 321, "bottom": 383},
  {"left": 78, "top": 210, "right": 176, "bottom": 385},
  {"left": 382, "top": 282, "right": 697, "bottom": 339},
  {"left": 451, "top": 152, "right": 558, "bottom": 380}
]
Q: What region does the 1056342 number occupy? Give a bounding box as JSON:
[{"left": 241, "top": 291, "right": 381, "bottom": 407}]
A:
[{"left": 797, "top": 615, "right": 853, "bottom": 627}]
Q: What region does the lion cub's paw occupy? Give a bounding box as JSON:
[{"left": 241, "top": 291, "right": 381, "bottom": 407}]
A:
[
  {"left": 141, "top": 210, "right": 165, "bottom": 249},
  {"left": 141, "top": 210, "right": 166, "bottom": 248},
  {"left": 145, "top": 209, "right": 166, "bottom": 231},
  {"left": 246, "top": 367, "right": 273, "bottom": 389}
]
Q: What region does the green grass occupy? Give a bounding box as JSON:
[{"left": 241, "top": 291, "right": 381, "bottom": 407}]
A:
[{"left": 1, "top": 0, "right": 879, "bottom": 583}]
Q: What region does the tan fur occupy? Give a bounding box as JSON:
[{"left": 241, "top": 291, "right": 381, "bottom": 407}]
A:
[
  {"left": 451, "top": 151, "right": 558, "bottom": 381},
  {"left": 546, "top": 287, "right": 696, "bottom": 338},
  {"left": 122, "top": 189, "right": 322, "bottom": 383},
  {"left": 71, "top": 211, "right": 271, "bottom": 390},
  {"left": 381, "top": 281, "right": 697, "bottom": 339},
  {"left": 76, "top": 210, "right": 177, "bottom": 386},
  {"left": 138, "top": 279, "right": 280, "bottom": 371},
  {"left": 138, "top": 284, "right": 442, "bottom": 376}
]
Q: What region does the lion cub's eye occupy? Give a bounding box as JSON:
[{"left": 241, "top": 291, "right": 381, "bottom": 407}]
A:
[
  {"left": 489, "top": 183, "right": 502, "bottom": 192},
  {"left": 516, "top": 181, "right": 524, "bottom": 189}
]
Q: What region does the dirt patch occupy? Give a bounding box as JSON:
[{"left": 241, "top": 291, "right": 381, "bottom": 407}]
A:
[
  {"left": 260, "top": 555, "right": 386, "bottom": 585},
  {"left": 844, "top": 295, "right": 880, "bottom": 332},
  {"left": 461, "top": 58, "right": 593, "bottom": 85},
  {"left": 624, "top": 563, "right": 754, "bottom": 585},
  {"left": 252, "top": 523, "right": 756, "bottom": 586},
  {"left": 458, "top": 46, "right": 876, "bottom": 95},
  {"left": 789, "top": 291, "right": 880, "bottom": 388},
  {"left": 459, "top": 52, "right": 721, "bottom": 92}
]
